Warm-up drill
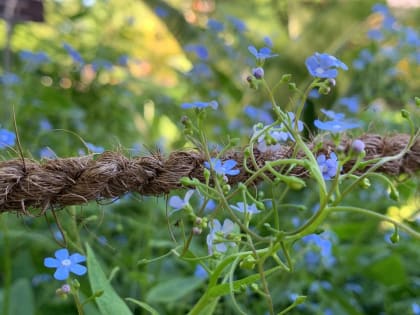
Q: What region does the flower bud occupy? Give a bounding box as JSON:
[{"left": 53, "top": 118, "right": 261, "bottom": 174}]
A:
[
  {"left": 351, "top": 139, "right": 365, "bottom": 154},
  {"left": 192, "top": 227, "right": 202, "bottom": 235},
  {"left": 252, "top": 67, "right": 264, "bottom": 79}
]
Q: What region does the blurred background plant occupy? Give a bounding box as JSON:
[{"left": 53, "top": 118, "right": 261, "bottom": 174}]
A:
[{"left": 0, "top": 0, "right": 419, "bottom": 314}]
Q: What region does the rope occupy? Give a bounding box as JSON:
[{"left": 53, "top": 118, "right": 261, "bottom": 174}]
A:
[{"left": 0, "top": 133, "right": 418, "bottom": 214}]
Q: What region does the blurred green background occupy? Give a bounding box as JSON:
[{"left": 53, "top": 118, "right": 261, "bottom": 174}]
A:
[{"left": 0, "top": 0, "right": 419, "bottom": 314}]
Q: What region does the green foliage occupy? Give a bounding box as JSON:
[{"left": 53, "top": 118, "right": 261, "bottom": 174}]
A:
[{"left": 0, "top": 0, "right": 419, "bottom": 314}]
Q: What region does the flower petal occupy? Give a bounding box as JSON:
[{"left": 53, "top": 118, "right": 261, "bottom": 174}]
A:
[
  {"left": 54, "top": 248, "right": 69, "bottom": 261},
  {"left": 44, "top": 257, "right": 60, "bottom": 268},
  {"left": 70, "top": 264, "right": 87, "bottom": 276},
  {"left": 70, "top": 253, "right": 86, "bottom": 264},
  {"left": 169, "top": 195, "right": 184, "bottom": 209},
  {"left": 54, "top": 266, "right": 70, "bottom": 281}
]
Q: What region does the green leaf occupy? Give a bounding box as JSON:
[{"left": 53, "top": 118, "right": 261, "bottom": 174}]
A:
[
  {"left": 86, "top": 243, "right": 132, "bottom": 315},
  {"left": 365, "top": 255, "right": 407, "bottom": 286},
  {"left": 146, "top": 277, "right": 204, "bottom": 303},
  {"left": 10, "top": 278, "right": 34, "bottom": 315},
  {"left": 126, "top": 298, "right": 159, "bottom": 315}
]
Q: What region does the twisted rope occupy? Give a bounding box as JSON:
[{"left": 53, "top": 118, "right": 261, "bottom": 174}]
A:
[{"left": 0, "top": 133, "right": 418, "bottom": 214}]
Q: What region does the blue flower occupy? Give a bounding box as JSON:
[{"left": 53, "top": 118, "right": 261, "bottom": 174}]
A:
[
  {"left": 207, "top": 19, "right": 224, "bottom": 32},
  {"left": 188, "top": 63, "right": 212, "bottom": 78},
  {"left": 353, "top": 49, "right": 374, "bottom": 70},
  {"left": 169, "top": 190, "right": 194, "bottom": 212},
  {"left": 154, "top": 6, "right": 169, "bottom": 18},
  {"left": 305, "top": 52, "right": 348, "bottom": 79},
  {"left": 194, "top": 264, "right": 208, "bottom": 279},
  {"left": 184, "top": 44, "right": 209, "bottom": 60},
  {"left": 317, "top": 152, "right": 339, "bottom": 180},
  {"left": 44, "top": 248, "right": 87, "bottom": 281},
  {"left": 248, "top": 46, "right": 278, "bottom": 61},
  {"left": 0, "top": 72, "right": 21, "bottom": 86},
  {"left": 0, "top": 129, "right": 16, "bottom": 149},
  {"left": 302, "top": 232, "right": 336, "bottom": 267},
  {"left": 412, "top": 302, "right": 420, "bottom": 315},
  {"left": 338, "top": 96, "right": 359, "bottom": 112},
  {"left": 314, "top": 109, "right": 361, "bottom": 133},
  {"left": 40, "top": 147, "right": 57, "bottom": 159},
  {"left": 227, "top": 16, "right": 246, "bottom": 33},
  {"left": 206, "top": 219, "right": 236, "bottom": 255},
  {"left": 204, "top": 158, "right": 240, "bottom": 176},
  {"left": 231, "top": 202, "right": 260, "bottom": 214},
  {"left": 63, "top": 43, "right": 84, "bottom": 65},
  {"left": 181, "top": 100, "right": 218, "bottom": 110},
  {"left": 86, "top": 142, "right": 104, "bottom": 153},
  {"left": 19, "top": 50, "right": 50, "bottom": 70},
  {"left": 244, "top": 105, "right": 273, "bottom": 125}
]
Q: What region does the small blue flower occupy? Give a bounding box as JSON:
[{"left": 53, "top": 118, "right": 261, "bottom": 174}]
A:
[
  {"left": 231, "top": 202, "right": 260, "bottom": 214},
  {"left": 305, "top": 52, "right": 348, "bottom": 79},
  {"left": 302, "top": 232, "right": 336, "bottom": 267},
  {"left": 412, "top": 302, "right": 420, "bottom": 315},
  {"left": 86, "top": 143, "right": 104, "bottom": 153},
  {"left": 194, "top": 264, "right": 208, "bottom": 279},
  {"left": 248, "top": 46, "right": 278, "bottom": 61},
  {"left": 206, "top": 219, "right": 236, "bottom": 255},
  {"left": 314, "top": 109, "right": 361, "bottom": 133},
  {"left": 227, "top": 16, "right": 246, "bottom": 33},
  {"left": 207, "top": 19, "right": 224, "bottom": 32},
  {"left": 40, "top": 147, "right": 57, "bottom": 159},
  {"left": 317, "top": 152, "right": 339, "bottom": 180},
  {"left": 0, "top": 72, "right": 21, "bottom": 86},
  {"left": 0, "top": 129, "right": 16, "bottom": 149},
  {"left": 154, "top": 6, "right": 169, "bottom": 18},
  {"left": 169, "top": 190, "right": 194, "bottom": 212},
  {"left": 181, "top": 100, "right": 218, "bottom": 110},
  {"left": 314, "top": 118, "right": 361, "bottom": 133},
  {"left": 188, "top": 63, "right": 212, "bottom": 78},
  {"left": 244, "top": 105, "right": 273, "bottom": 125},
  {"left": 63, "top": 43, "right": 84, "bottom": 65},
  {"left": 184, "top": 44, "right": 209, "bottom": 60},
  {"left": 44, "top": 248, "right": 87, "bottom": 281},
  {"left": 204, "top": 158, "right": 240, "bottom": 176},
  {"left": 338, "top": 96, "right": 359, "bottom": 112},
  {"left": 19, "top": 50, "right": 50, "bottom": 70}
]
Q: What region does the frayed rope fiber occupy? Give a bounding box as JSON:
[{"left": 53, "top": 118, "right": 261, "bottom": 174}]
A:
[{"left": 0, "top": 133, "right": 419, "bottom": 213}]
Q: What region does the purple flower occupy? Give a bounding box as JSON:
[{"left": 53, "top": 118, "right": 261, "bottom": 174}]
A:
[
  {"left": 204, "top": 158, "right": 240, "bottom": 176},
  {"left": 44, "top": 249, "right": 87, "bottom": 281},
  {"left": 169, "top": 190, "right": 194, "bottom": 212},
  {"left": 248, "top": 46, "right": 278, "bottom": 61},
  {"left": 317, "top": 152, "right": 339, "bottom": 180},
  {"left": 0, "top": 129, "right": 16, "bottom": 149},
  {"left": 206, "top": 219, "right": 236, "bottom": 255},
  {"left": 181, "top": 100, "right": 218, "bottom": 110},
  {"left": 305, "top": 52, "right": 348, "bottom": 79},
  {"left": 230, "top": 202, "right": 260, "bottom": 214}
]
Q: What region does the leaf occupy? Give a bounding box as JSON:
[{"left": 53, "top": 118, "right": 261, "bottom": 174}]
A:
[
  {"left": 365, "top": 254, "right": 407, "bottom": 286},
  {"left": 86, "top": 243, "right": 132, "bottom": 315},
  {"left": 126, "top": 298, "right": 159, "bottom": 315},
  {"left": 10, "top": 278, "right": 34, "bottom": 315},
  {"left": 146, "top": 277, "right": 204, "bottom": 303}
]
